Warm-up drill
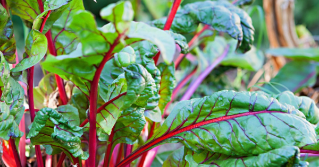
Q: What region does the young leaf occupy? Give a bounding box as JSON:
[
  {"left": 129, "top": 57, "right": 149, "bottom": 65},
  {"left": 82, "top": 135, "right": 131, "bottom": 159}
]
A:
[
  {"left": 119, "top": 90, "right": 318, "bottom": 166},
  {"left": 51, "top": 0, "right": 84, "bottom": 55},
  {"left": 33, "top": 73, "right": 57, "bottom": 109},
  {"left": 267, "top": 48, "right": 319, "bottom": 61},
  {"left": 157, "top": 63, "right": 176, "bottom": 113},
  {"left": 11, "top": 30, "right": 48, "bottom": 72},
  {"left": 0, "top": 4, "right": 16, "bottom": 64},
  {"left": 263, "top": 61, "right": 316, "bottom": 93},
  {"left": 0, "top": 52, "right": 24, "bottom": 140},
  {"left": 27, "top": 107, "right": 88, "bottom": 160}
]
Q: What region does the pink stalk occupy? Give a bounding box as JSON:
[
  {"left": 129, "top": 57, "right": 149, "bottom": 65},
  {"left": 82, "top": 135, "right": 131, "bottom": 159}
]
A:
[
  {"left": 104, "top": 127, "right": 115, "bottom": 167},
  {"left": 180, "top": 45, "right": 229, "bottom": 100},
  {"left": 45, "top": 155, "right": 52, "bottom": 167},
  {"left": 18, "top": 114, "right": 26, "bottom": 166},
  {"left": 142, "top": 146, "right": 160, "bottom": 167}
]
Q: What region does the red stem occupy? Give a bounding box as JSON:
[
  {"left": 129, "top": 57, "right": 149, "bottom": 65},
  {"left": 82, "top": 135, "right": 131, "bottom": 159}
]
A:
[
  {"left": 37, "top": 0, "right": 44, "bottom": 13},
  {"left": 116, "top": 144, "right": 124, "bottom": 165},
  {"left": 300, "top": 150, "right": 319, "bottom": 154},
  {"left": 180, "top": 45, "right": 229, "bottom": 101},
  {"left": 40, "top": 11, "right": 51, "bottom": 33},
  {"left": 153, "top": 0, "right": 182, "bottom": 64},
  {"left": 117, "top": 110, "right": 282, "bottom": 167},
  {"left": 45, "top": 31, "right": 68, "bottom": 105},
  {"left": 175, "top": 25, "right": 210, "bottom": 69},
  {"left": 171, "top": 66, "right": 197, "bottom": 100},
  {"left": 57, "top": 153, "right": 66, "bottom": 167},
  {"left": 163, "top": 0, "right": 182, "bottom": 30},
  {"left": 88, "top": 34, "right": 122, "bottom": 167},
  {"left": 137, "top": 122, "right": 156, "bottom": 167},
  {"left": 104, "top": 127, "right": 115, "bottom": 167},
  {"left": 9, "top": 138, "right": 22, "bottom": 167}
]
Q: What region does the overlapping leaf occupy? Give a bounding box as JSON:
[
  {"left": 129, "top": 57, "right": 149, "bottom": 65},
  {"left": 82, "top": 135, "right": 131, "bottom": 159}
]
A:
[
  {"left": 163, "top": 146, "right": 307, "bottom": 167},
  {"left": 11, "top": 30, "right": 48, "bottom": 72},
  {"left": 263, "top": 61, "right": 316, "bottom": 93},
  {"left": 144, "top": 90, "right": 317, "bottom": 158},
  {"left": 267, "top": 48, "right": 319, "bottom": 61},
  {"left": 152, "top": 1, "right": 254, "bottom": 51},
  {"left": 34, "top": 73, "right": 57, "bottom": 109},
  {"left": 27, "top": 107, "right": 88, "bottom": 160},
  {"left": 0, "top": 53, "right": 24, "bottom": 140},
  {"left": 7, "top": 0, "right": 43, "bottom": 23},
  {"left": 0, "top": 5, "right": 16, "bottom": 64}
]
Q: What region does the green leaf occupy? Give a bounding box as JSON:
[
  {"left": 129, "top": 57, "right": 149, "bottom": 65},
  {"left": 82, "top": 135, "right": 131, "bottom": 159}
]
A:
[
  {"left": 233, "top": 0, "right": 255, "bottom": 7},
  {"left": 33, "top": 73, "right": 57, "bottom": 109},
  {"left": 100, "top": 1, "right": 134, "bottom": 33},
  {"left": 69, "top": 89, "right": 89, "bottom": 123},
  {"left": 263, "top": 61, "right": 316, "bottom": 93},
  {"left": 152, "top": 1, "right": 254, "bottom": 51},
  {"left": 0, "top": 4, "right": 16, "bottom": 64},
  {"left": 112, "top": 106, "right": 146, "bottom": 145},
  {"left": 146, "top": 90, "right": 317, "bottom": 157},
  {"left": 7, "top": 0, "right": 43, "bottom": 23},
  {"left": 32, "top": 0, "right": 70, "bottom": 34},
  {"left": 27, "top": 107, "right": 88, "bottom": 160},
  {"left": 142, "top": 0, "right": 170, "bottom": 19},
  {"left": 157, "top": 63, "right": 176, "bottom": 113},
  {"left": 51, "top": 0, "right": 84, "bottom": 55},
  {"left": 164, "top": 146, "right": 307, "bottom": 167},
  {"left": 11, "top": 30, "right": 48, "bottom": 72},
  {"left": 0, "top": 52, "right": 24, "bottom": 140},
  {"left": 267, "top": 48, "right": 319, "bottom": 61}
]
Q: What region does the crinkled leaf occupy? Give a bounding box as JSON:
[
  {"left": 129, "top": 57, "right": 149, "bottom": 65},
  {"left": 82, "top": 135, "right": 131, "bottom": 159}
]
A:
[
  {"left": 51, "top": 0, "right": 84, "bottom": 55},
  {"left": 152, "top": 1, "right": 254, "bottom": 51},
  {"left": 157, "top": 63, "right": 176, "bottom": 113},
  {"left": 32, "top": 0, "right": 70, "bottom": 34},
  {"left": 0, "top": 53, "right": 24, "bottom": 140},
  {"left": 0, "top": 5, "right": 16, "bottom": 64},
  {"left": 267, "top": 48, "right": 319, "bottom": 61},
  {"left": 146, "top": 90, "right": 317, "bottom": 157},
  {"left": 164, "top": 146, "right": 306, "bottom": 167},
  {"left": 263, "top": 61, "right": 316, "bottom": 93},
  {"left": 27, "top": 107, "right": 88, "bottom": 160},
  {"left": 11, "top": 30, "right": 48, "bottom": 72}
]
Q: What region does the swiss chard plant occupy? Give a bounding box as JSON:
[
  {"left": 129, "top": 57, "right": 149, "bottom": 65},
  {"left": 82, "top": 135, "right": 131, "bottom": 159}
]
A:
[{"left": 0, "top": 0, "right": 319, "bottom": 167}]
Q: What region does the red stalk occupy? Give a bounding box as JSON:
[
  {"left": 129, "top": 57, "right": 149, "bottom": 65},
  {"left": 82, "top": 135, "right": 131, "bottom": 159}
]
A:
[
  {"left": 0, "top": 0, "right": 7, "bottom": 11},
  {"left": 56, "top": 153, "right": 66, "bottom": 167},
  {"left": 153, "top": 0, "right": 182, "bottom": 64},
  {"left": 300, "top": 150, "right": 319, "bottom": 154},
  {"left": 9, "top": 138, "right": 22, "bottom": 167},
  {"left": 88, "top": 34, "right": 122, "bottom": 167},
  {"left": 27, "top": 7, "right": 51, "bottom": 167},
  {"left": 40, "top": 11, "right": 51, "bottom": 33},
  {"left": 171, "top": 66, "right": 197, "bottom": 100},
  {"left": 175, "top": 25, "right": 210, "bottom": 69},
  {"left": 116, "top": 144, "right": 124, "bottom": 165},
  {"left": 45, "top": 31, "right": 68, "bottom": 105},
  {"left": 180, "top": 45, "right": 229, "bottom": 101},
  {"left": 137, "top": 122, "right": 156, "bottom": 167},
  {"left": 118, "top": 110, "right": 282, "bottom": 167},
  {"left": 104, "top": 127, "right": 115, "bottom": 167},
  {"left": 163, "top": 0, "right": 182, "bottom": 30}
]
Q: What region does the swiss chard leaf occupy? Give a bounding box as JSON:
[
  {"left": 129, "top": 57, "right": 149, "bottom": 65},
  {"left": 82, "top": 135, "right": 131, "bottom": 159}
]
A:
[
  {"left": 163, "top": 146, "right": 307, "bottom": 167},
  {"left": 263, "top": 61, "right": 316, "bottom": 93},
  {"left": 0, "top": 53, "right": 24, "bottom": 140},
  {"left": 152, "top": 1, "right": 254, "bottom": 51},
  {"left": 33, "top": 73, "right": 57, "bottom": 109},
  {"left": 157, "top": 63, "right": 176, "bottom": 113},
  {"left": 137, "top": 90, "right": 318, "bottom": 159},
  {"left": 233, "top": 0, "right": 255, "bottom": 7},
  {"left": 32, "top": 0, "right": 71, "bottom": 34},
  {"left": 7, "top": 0, "right": 43, "bottom": 23},
  {"left": 27, "top": 107, "right": 88, "bottom": 160},
  {"left": 267, "top": 48, "right": 319, "bottom": 61},
  {"left": 11, "top": 30, "right": 48, "bottom": 72},
  {"left": 51, "top": 0, "right": 84, "bottom": 55},
  {"left": 0, "top": 4, "right": 16, "bottom": 64}
]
